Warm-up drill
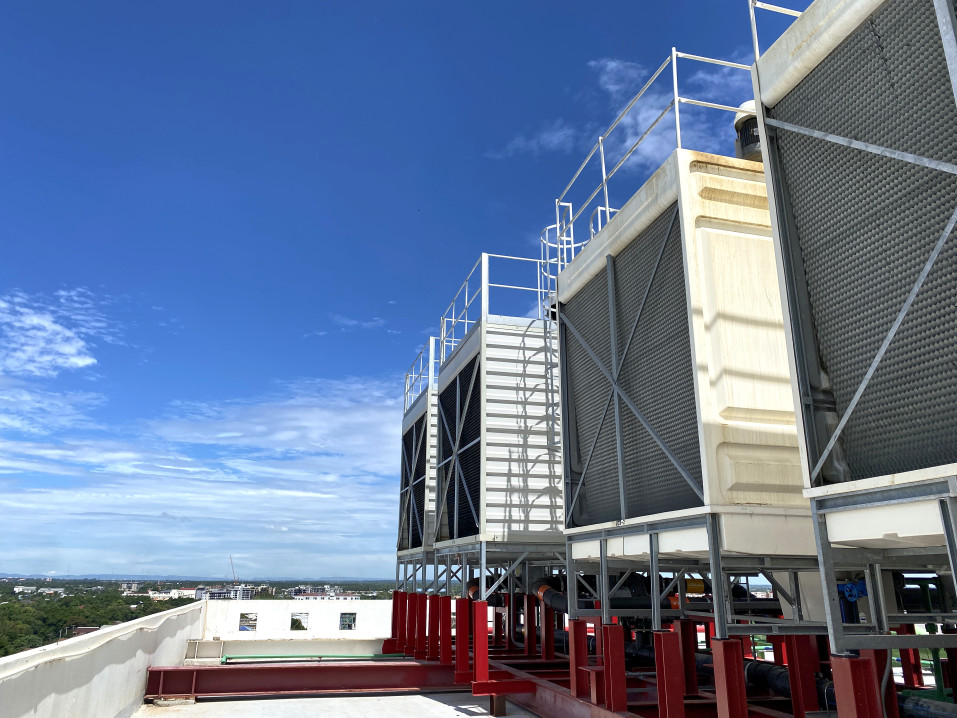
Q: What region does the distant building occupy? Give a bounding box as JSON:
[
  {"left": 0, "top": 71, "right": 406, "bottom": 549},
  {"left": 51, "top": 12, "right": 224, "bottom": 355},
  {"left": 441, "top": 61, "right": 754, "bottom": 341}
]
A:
[
  {"left": 119, "top": 581, "right": 139, "bottom": 592},
  {"left": 13, "top": 586, "right": 36, "bottom": 595},
  {"left": 169, "top": 588, "right": 199, "bottom": 600},
  {"left": 148, "top": 590, "right": 171, "bottom": 601},
  {"left": 293, "top": 592, "right": 360, "bottom": 601},
  {"left": 201, "top": 584, "right": 253, "bottom": 600}
]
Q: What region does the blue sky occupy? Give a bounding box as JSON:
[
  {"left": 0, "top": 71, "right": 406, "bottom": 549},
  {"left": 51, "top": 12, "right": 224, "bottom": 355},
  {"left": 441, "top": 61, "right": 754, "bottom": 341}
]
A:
[{"left": 0, "top": 1, "right": 808, "bottom": 579}]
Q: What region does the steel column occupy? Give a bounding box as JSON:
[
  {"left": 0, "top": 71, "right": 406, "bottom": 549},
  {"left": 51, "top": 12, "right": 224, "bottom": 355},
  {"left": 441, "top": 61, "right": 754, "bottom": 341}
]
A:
[
  {"left": 524, "top": 593, "right": 538, "bottom": 657},
  {"left": 405, "top": 592, "right": 417, "bottom": 657},
  {"left": 568, "top": 618, "right": 589, "bottom": 699},
  {"left": 707, "top": 514, "right": 729, "bottom": 640},
  {"left": 711, "top": 638, "right": 748, "bottom": 718},
  {"left": 784, "top": 634, "right": 820, "bottom": 717},
  {"left": 896, "top": 624, "right": 925, "bottom": 687},
  {"left": 454, "top": 597, "right": 471, "bottom": 684},
  {"left": 831, "top": 654, "right": 883, "bottom": 718},
  {"left": 427, "top": 595, "right": 440, "bottom": 661},
  {"left": 415, "top": 592, "right": 428, "bottom": 660},
  {"left": 654, "top": 630, "right": 686, "bottom": 718},
  {"left": 395, "top": 591, "right": 407, "bottom": 653},
  {"left": 859, "top": 649, "right": 900, "bottom": 718},
  {"left": 473, "top": 600, "right": 489, "bottom": 683},
  {"left": 541, "top": 604, "right": 555, "bottom": 660},
  {"left": 439, "top": 596, "right": 453, "bottom": 665},
  {"left": 601, "top": 624, "right": 628, "bottom": 712},
  {"left": 674, "top": 619, "right": 699, "bottom": 695}
]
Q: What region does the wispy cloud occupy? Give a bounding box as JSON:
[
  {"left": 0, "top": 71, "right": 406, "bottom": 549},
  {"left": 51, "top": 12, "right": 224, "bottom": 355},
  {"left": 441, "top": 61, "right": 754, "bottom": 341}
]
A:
[
  {"left": 329, "top": 313, "right": 386, "bottom": 330},
  {"left": 486, "top": 119, "right": 582, "bottom": 159},
  {"left": 0, "top": 380, "right": 103, "bottom": 435},
  {"left": 0, "top": 376, "right": 403, "bottom": 578},
  {"left": 488, "top": 50, "right": 754, "bottom": 181},
  {"left": 0, "top": 288, "right": 120, "bottom": 378}
]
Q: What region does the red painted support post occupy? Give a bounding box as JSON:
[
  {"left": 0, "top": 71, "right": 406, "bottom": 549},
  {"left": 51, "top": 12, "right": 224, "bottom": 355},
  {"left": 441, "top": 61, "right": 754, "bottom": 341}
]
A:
[
  {"left": 393, "top": 591, "right": 406, "bottom": 652},
  {"left": 859, "top": 649, "right": 900, "bottom": 718},
  {"left": 654, "top": 630, "right": 686, "bottom": 718},
  {"left": 493, "top": 608, "right": 505, "bottom": 646},
  {"left": 568, "top": 618, "right": 589, "bottom": 699},
  {"left": 601, "top": 624, "right": 628, "bottom": 712},
  {"left": 784, "top": 635, "right": 820, "bottom": 718},
  {"left": 454, "top": 597, "right": 472, "bottom": 684},
  {"left": 711, "top": 638, "right": 748, "bottom": 718},
  {"left": 391, "top": 590, "right": 400, "bottom": 637},
  {"left": 473, "top": 600, "right": 489, "bottom": 683},
  {"left": 895, "top": 625, "right": 925, "bottom": 687},
  {"left": 674, "top": 619, "right": 698, "bottom": 695},
  {"left": 415, "top": 592, "right": 428, "bottom": 659},
  {"left": 405, "top": 592, "right": 418, "bottom": 657},
  {"left": 832, "top": 654, "right": 884, "bottom": 718},
  {"left": 524, "top": 593, "right": 538, "bottom": 657},
  {"left": 439, "top": 596, "right": 453, "bottom": 665},
  {"left": 541, "top": 604, "right": 555, "bottom": 660},
  {"left": 768, "top": 635, "right": 786, "bottom": 665},
  {"left": 427, "top": 595, "right": 440, "bottom": 661}
]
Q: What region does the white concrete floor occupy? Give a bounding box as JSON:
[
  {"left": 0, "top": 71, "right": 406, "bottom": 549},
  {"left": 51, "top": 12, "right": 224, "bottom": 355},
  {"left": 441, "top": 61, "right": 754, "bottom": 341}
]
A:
[{"left": 135, "top": 692, "right": 539, "bottom": 717}]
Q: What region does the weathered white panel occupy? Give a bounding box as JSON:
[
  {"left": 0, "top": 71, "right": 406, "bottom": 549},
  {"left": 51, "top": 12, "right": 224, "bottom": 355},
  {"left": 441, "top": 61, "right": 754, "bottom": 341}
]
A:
[
  {"left": 0, "top": 602, "right": 205, "bottom": 718},
  {"left": 482, "top": 321, "right": 564, "bottom": 541}
]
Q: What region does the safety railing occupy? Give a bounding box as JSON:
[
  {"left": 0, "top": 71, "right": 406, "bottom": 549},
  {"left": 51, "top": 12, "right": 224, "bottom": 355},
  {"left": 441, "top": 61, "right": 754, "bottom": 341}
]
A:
[
  {"left": 439, "top": 254, "right": 546, "bottom": 364},
  {"left": 747, "top": 0, "right": 804, "bottom": 60},
  {"left": 540, "top": 48, "right": 755, "bottom": 294},
  {"left": 404, "top": 337, "right": 438, "bottom": 412}
]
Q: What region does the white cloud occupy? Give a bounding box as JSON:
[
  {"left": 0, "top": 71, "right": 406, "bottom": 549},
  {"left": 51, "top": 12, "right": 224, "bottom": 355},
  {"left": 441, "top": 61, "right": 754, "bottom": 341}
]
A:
[
  {"left": 329, "top": 313, "right": 386, "bottom": 330},
  {"left": 486, "top": 119, "right": 581, "bottom": 159},
  {"left": 0, "top": 379, "right": 103, "bottom": 435},
  {"left": 0, "top": 288, "right": 119, "bottom": 378},
  {"left": 0, "top": 376, "right": 404, "bottom": 578}
]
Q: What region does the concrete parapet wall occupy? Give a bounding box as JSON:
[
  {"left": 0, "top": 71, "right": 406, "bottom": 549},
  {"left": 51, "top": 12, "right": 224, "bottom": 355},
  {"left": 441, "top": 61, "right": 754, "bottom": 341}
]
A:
[{"left": 0, "top": 601, "right": 205, "bottom": 718}]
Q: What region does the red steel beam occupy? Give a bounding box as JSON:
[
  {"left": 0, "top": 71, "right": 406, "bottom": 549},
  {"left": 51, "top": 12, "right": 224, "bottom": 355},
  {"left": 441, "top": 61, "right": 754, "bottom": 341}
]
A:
[
  {"left": 784, "top": 635, "right": 820, "bottom": 718},
  {"left": 859, "top": 649, "right": 900, "bottom": 718},
  {"left": 439, "top": 595, "right": 453, "bottom": 666},
  {"left": 146, "top": 661, "right": 457, "bottom": 699},
  {"left": 711, "top": 638, "right": 748, "bottom": 718},
  {"left": 655, "top": 629, "right": 686, "bottom": 718},
  {"left": 567, "top": 618, "right": 589, "bottom": 699},
  {"left": 427, "top": 595, "right": 440, "bottom": 661},
  {"left": 674, "top": 619, "right": 699, "bottom": 695},
  {"left": 405, "top": 592, "right": 417, "bottom": 657},
  {"left": 415, "top": 592, "right": 428, "bottom": 660},
  {"left": 524, "top": 593, "right": 538, "bottom": 657},
  {"left": 541, "top": 604, "right": 556, "bottom": 661},
  {"left": 601, "top": 624, "right": 627, "bottom": 712},
  {"left": 454, "top": 597, "right": 472, "bottom": 684},
  {"left": 473, "top": 600, "right": 490, "bottom": 683},
  {"left": 832, "top": 654, "right": 883, "bottom": 718}
]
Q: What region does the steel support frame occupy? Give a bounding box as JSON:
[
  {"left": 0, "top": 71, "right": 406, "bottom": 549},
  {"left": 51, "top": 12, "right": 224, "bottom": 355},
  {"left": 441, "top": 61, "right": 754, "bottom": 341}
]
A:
[
  {"left": 565, "top": 512, "right": 820, "bottom": 636},
  {"left": 145, "top": 662, "right": 459, "bottom": 700},
  {"left": 812, "top": 479, "right": 957, "bottom": 652}
]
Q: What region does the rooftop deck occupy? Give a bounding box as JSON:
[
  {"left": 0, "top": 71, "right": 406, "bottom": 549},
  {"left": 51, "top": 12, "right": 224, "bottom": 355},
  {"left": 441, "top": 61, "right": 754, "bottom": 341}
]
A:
[{"left": 134, "top": 693, "right": 537, "bottom": 717}]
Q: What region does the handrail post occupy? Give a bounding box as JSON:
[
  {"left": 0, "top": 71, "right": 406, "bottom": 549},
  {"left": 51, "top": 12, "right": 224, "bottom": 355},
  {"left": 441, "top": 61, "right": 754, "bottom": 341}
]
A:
[
  {"left": 671, "top": 47, "right": 681, "bottom": 148},
  {"left": 480, "top": 253, "right": 490, "bottom": 320},
  {"left": 440, "top": 317, "right": 447, "bottom": 364},
  {"left": 599, "top": 136, "right": 611, "bottom": 225}
]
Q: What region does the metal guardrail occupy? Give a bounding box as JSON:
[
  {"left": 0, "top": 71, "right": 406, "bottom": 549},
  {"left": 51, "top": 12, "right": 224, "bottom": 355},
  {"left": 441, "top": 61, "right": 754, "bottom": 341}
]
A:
[
  {"left": 438, "top": 254, "right": 545, "bottom": 364},
  {"left": 540, "top": 47, "right": 763, "bottom": 291},
  {"left": 748, "top": 0, "right": 804, "bottom": 59},
  {"left": 404, "top": 337, "right": 438, "bottom": 411}
]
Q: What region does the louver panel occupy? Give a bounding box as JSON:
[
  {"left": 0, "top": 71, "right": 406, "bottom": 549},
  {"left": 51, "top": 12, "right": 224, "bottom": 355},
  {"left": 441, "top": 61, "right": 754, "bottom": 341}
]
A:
[{"left": 768, "top": 0, "right": 957, "bottom": 481}]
